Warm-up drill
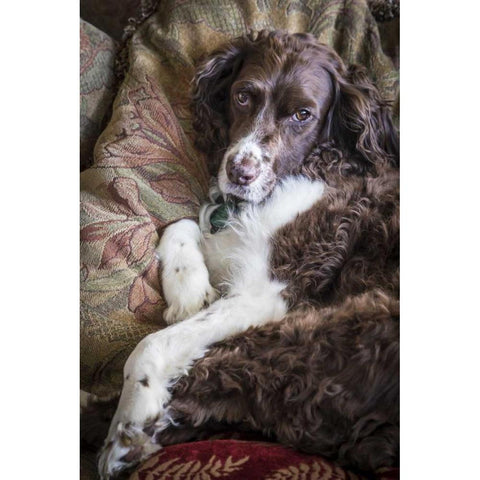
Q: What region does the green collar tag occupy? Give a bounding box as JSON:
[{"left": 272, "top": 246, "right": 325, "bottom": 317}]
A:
[{"left": 209, "top": 201, "right": 238, "bottom": 233}]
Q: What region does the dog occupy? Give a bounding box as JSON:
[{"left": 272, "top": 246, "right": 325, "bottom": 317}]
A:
[{"left": 98, "top": 30, "right": 399, "bottom": 479}]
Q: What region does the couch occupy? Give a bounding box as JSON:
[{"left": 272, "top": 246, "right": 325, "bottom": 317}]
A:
[{"left": 80, "top": 1, "right": 400, "bottom": 478}]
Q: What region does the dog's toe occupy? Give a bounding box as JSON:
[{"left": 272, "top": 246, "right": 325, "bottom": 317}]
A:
[
  {"left": 98, "top": 422, "right": 162, "bottom": 479},
  {"left": 163, "top": 284, "right": 219, "bottom": 324}
]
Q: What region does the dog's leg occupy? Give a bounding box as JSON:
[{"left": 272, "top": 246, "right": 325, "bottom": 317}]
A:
[
  {"left": 157, "top": 219, "right": 218, "bottom": 324},
  {"left": 98, "top": 176, "right": 326, "bottom": 479},
  {"left": 98, "top": 281, "right": 287, "bottom": 479}
]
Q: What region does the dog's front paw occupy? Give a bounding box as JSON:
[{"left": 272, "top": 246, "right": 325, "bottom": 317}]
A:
[
  {"left": 163, "top": 278, "right": 218, "bottom": 324},
  {"left": 157, "top": 219, "right": 218, "bottom": 324},
  {"left": 98, "top": 420, "right": 162, "bottom": 479},
  {"left": 98, "top": 335, "right": 173, "bottom": 479}
]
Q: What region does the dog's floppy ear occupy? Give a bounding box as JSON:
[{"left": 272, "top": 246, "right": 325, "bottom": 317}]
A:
[
  {"left": 324, "top": 63, "right": 399, "bottom": 171},
  {"left": 191, "top": 38, "right": 249, "bottom": 175}
]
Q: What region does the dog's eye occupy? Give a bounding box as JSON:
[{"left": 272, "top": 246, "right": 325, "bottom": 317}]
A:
[
  {"left": 293, "top": 109, "right": 311, "bottom": 122},
  {"left": 235, "top": 91, "right": 250, "bottom": 106}
]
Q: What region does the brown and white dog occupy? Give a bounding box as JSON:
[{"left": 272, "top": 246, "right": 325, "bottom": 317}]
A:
[{"left": 98, "top": 31, "right": 399, "bottom": 478}]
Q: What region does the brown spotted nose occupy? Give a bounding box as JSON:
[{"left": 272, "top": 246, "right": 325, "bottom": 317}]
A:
[{"left": 226, "top": 157, "right": 260, "bottom": 186}]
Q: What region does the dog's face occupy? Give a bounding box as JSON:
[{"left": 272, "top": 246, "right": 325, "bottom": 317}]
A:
[
  {"left": 192, "top": 31, "right": 399, "bottom": 204},
  {"left": 217, "top": 50, "right": 334, "bottom": 203}
]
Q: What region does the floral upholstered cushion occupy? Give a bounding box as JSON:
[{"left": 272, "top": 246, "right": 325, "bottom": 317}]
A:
[{"left": 80, "top": 19, "right": 117, "bottom": 171}]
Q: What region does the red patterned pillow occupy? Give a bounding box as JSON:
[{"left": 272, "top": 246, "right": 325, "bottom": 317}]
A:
[{"left": 129, "top": 440, "right": 399, "bottom": 480}]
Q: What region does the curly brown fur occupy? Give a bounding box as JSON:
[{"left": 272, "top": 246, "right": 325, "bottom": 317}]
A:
[
  {"left": 141, "top": 30, "right": 399, "bottom": 476},
  {"left": 162, "top": 291, "right": 398, "bottom": 473},
  {"left": 273, "top": 161, "right": 399, "bottom": 308}
]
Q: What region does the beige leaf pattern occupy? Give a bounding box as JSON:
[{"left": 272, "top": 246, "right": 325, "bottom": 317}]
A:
[
  {"left": 131, "top": 454, "right": 250, "bottom": 480},
  {"left": 265, "top": 460, "right": 362, "bottom": 480}
]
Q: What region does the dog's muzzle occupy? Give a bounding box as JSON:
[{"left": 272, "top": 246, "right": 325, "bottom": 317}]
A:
[{"left": 225, "top": 154, "right": 261, "bottom": 186}]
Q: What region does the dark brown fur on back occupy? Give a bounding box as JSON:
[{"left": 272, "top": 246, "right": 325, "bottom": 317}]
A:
[
  {"left": 160, "top": 164, "right": 400, "bottom": 474},
  {"left": 274, "top": 157, "right": 399, "bottom": 309},
  {"left": 164, "top": 291, "right": 398, "bottom": 473},
  {"left": 158, "top": 31, "right": 400, "bottom": 475}
]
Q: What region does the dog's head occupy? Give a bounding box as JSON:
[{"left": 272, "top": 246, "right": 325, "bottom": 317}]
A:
[{"left": 192, "top": 31, "right": 398, "bottom": 203}]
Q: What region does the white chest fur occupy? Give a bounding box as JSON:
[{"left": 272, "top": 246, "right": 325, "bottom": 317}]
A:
[{"left": 201, "top": 176, "right": 326, "bottom": 292}]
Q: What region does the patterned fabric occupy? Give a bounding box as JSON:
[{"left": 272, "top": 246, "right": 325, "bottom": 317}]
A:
[
  {"left": 128, "top": 440, "right": 399, "bottom": 479},
  {"left": 80, "top": 19, "right": 118, "bottom": 171},
  {"left": 80, "top": 0, "right": 144, "bottom": 41}
]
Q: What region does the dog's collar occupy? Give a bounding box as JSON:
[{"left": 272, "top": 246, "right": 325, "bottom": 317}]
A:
[
  {"left": 209, "top": 200, "right": 240, "bottom": 232},
  {"left": 200, "top": 180, "right": 243, "bottom": 234}
]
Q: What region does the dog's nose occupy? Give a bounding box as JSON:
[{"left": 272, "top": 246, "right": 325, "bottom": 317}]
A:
[{"left": 226, "top": 158, "right": 260, "bottom": 186}]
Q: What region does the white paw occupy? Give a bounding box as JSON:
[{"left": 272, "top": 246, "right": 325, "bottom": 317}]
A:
[
  {"left": 98, "top": 421, "right": 162, "bottom": 479},
  {"left": 98, "top": 335, "right": 173, "bottom": 479},
  {"left": 157, "top": 219, "right": 218, "bottom": 324},
  {"left": 163, "top": 279, "right": 218, "bottom": 324}
]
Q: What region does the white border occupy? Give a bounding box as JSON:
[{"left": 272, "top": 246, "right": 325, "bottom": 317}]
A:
[
  {"left": 2, "top": 1, "right": 78, "bottom": 478},
  {"left": 2, "top": 2, "right": 479, "bottom": 479},
  {"left": 401, "top": 2, "right": 480, "bottom": 478}
]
